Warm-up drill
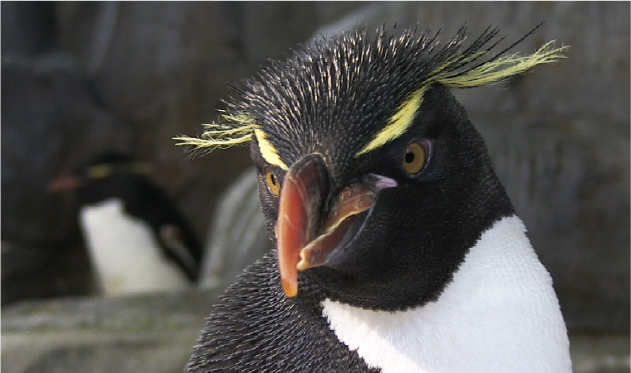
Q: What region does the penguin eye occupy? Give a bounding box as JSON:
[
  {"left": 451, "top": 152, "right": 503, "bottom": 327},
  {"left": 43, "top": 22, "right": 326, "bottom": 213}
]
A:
[
  {"left": 401, "top": 142, "right": 427, "bottom": 175},
  {"left": 263, "top": 167, "right": 281, "bottom": 196}
]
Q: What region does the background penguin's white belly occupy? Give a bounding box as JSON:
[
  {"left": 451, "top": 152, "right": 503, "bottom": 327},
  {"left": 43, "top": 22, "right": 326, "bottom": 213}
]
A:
[
  {"left": 322, "top": 215, "right": 571, "bottom": 373},
  {"left": 80, "top": 198, "right": 190, "bottom": 295}
]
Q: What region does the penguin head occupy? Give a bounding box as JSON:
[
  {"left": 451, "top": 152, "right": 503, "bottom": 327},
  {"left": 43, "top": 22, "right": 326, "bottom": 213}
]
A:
[
  {"left": 178, "top": 26, "right": 567, "bottom": 310},
  {"left": 48, "top": 152, "right": 153, "bottom": 205}
]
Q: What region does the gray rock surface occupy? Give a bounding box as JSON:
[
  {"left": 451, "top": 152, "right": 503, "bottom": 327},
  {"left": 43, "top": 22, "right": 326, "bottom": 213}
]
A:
[
  {"left": 199, "top": 168, "right": 273, "bottom": 290},
  {"left": 2, "top": 293, "right": 628, "bottom": 373},
  {"left": 1, "top": 1, "right": 628, "bottom": 336},
  {"left": 2, "top": 291, "right": 219, "bottom": 373}
]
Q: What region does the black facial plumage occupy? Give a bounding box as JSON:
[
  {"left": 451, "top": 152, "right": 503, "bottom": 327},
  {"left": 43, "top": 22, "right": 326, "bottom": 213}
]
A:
[{"left": 180, "top": 25, "right": 568, "bottom": 372}]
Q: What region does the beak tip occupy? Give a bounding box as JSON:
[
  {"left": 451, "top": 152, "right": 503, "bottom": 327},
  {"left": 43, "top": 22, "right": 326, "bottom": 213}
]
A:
[{"left": 282, "top": 278, "right": 298, "bottom": 298}]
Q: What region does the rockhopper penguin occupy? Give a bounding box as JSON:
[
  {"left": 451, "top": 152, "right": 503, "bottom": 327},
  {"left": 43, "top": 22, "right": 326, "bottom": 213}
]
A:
[
  {"left": 178, "top": 25, "right": 572, "bottom": 372},
  {"left": 50, "top": 152, "right": 203, "bottom": 295}
]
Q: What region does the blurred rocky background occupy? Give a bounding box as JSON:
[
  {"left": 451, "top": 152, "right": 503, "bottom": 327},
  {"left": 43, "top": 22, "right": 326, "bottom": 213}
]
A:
[{"left": 2, "top": 2, "right": 629, "bottom": 372}]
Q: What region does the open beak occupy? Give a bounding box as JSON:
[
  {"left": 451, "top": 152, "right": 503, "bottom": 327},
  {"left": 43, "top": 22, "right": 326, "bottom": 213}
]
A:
[{"left": 275, "top": 154, "right": 397, "bottom": 297}]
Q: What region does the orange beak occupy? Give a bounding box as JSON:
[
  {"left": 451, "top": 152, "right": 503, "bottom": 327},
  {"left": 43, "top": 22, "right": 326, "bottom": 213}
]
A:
[{"left": 275, "top": 154, "right": 396, "bottom": 297}]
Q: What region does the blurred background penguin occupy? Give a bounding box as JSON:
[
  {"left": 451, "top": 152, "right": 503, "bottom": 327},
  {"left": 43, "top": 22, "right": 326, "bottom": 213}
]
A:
[{"left": 49, "top": 152, "right": 203, "bottom": 295}]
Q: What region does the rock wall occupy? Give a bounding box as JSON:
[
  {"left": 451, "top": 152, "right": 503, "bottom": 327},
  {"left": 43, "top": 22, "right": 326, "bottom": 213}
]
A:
[{"left": 2, "top": 2, "right": 629, "bottom": 333}]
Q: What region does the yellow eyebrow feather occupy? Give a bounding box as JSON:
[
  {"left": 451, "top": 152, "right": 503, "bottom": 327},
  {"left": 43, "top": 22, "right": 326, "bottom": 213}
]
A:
[
  {"left": 254, "top": 129, "right": 289, "bottom": 170},
  {"left": 355, "top": 86, "right": 427, "bottom": 157}
]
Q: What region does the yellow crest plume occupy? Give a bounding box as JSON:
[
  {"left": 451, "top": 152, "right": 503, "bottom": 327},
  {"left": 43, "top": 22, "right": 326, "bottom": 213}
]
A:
[
  {"left": 432, "top": 40, "right": 569, "bottom": 89},
  {"left": 174, "top": 113, "right": 258, "bottom": 156},
  {"left": 355, "top": 30, "right": 568, "bottom": 157}
]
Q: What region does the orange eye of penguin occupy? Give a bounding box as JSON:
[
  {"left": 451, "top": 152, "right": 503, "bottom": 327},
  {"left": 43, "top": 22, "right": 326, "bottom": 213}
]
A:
[
  {"left": 401, "top": 143, "right": 427, "bottom": 175},
  {"left": 264, "top": 168, "right": 281, "bottom": 195}
]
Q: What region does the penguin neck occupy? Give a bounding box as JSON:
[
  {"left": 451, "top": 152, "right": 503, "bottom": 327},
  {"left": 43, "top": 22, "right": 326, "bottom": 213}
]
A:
[{"left": 320, "top": 214, "right": 571, "bottom": 373}]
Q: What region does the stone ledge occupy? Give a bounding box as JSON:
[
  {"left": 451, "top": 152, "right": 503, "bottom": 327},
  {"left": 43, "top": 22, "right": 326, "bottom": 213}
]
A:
[
  {"left": 2, "top": 291, "right": 629, "bottom": 373},
  {"left": 2, "top": 291, "right": 217, "bottom": 373},
  {"left": 2, "top": 290, "right": 219, "bottom": 332}
]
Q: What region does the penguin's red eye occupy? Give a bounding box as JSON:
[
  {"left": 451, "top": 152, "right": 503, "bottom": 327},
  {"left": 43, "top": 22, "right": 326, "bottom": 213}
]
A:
[
  {"left": 401, "top": 142, "right": 427, "bottom": 175},
  {"left": 264, "top": 167, "right": 281, "bottom": 196}
]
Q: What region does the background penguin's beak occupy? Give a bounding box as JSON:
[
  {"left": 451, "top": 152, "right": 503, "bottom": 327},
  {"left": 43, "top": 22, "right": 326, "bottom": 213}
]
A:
[
  {"left": 275, "top": 154, "right": 397, "bottom": 297},
  {"left": 47, "top": 174, "right": 81, "bottom": 194}
]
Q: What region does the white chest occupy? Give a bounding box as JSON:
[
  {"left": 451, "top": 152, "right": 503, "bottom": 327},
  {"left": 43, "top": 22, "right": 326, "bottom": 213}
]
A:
[
  {"left": 80, "top": 198, "right": 190, "bottom": 295},
  {"left": 322, "top": 215, "right": 571, "bottom": 373}
]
